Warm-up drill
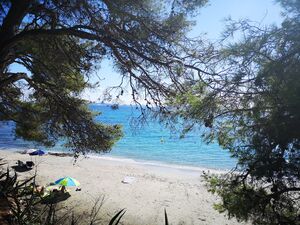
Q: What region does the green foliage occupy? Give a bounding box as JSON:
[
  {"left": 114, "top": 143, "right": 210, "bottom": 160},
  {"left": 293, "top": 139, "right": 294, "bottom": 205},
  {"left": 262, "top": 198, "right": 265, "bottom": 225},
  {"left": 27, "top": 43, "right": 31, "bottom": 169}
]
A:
[
  {"left": 167, "top": 1, "right": 300, "bottom": 224},
  {"left": 204, "top": 173, "right": 299, "bottom": 225},
  {"left": 0, "top": 0, "right": 207, "bottom": 153},
  {"left": 108, "top": 209, "right": 126, "bottom": 225},
  {"left": 0, "top": 161, "right": 126, "bottom": 225}
]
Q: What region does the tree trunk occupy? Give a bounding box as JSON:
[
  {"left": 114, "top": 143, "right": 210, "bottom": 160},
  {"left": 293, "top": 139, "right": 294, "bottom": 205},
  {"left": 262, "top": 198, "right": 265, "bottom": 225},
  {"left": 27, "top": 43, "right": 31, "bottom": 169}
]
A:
[{"left": 0, "top": 0, "right": 31, "bottom": 74}]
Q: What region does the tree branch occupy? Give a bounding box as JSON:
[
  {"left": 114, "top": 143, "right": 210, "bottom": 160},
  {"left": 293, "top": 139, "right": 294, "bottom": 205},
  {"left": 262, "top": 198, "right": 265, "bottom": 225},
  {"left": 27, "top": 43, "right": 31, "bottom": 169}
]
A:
[{"left": 0, "top": 72, "right": 28, "bottom": 88}]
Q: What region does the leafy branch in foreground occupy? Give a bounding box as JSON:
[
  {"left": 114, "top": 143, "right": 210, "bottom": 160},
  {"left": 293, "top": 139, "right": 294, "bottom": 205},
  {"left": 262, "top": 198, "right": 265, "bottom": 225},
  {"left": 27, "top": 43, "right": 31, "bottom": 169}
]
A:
[
  {"left": 204, "top": 172, "right": 299, "bottom": 225},
  {"left": 165, "top": 1, "right": 300, "bottom": 224},
  {"left": 0, "top": 0, "right": 210, "bottom": 154}
]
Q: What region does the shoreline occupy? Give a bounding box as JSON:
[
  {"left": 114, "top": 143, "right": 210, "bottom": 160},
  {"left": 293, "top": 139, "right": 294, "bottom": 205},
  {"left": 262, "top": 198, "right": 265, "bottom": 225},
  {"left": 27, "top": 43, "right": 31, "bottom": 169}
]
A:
[
  {"left": 91, "top": 154, "right": 229, "bottom": 176},
  {"left": 0, "top": 149, "right": 244, "bottom": 225},
  {"left": 1, "top": 146, "right": 232, "bottom": 174}
]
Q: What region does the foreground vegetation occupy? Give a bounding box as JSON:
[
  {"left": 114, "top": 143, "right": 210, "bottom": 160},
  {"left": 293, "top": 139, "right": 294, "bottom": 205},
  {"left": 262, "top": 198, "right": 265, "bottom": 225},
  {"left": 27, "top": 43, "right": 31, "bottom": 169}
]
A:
[
  {"left": 1, "top": 0, "right": 299, "bottom": 224},
  {"left": 169, "top": 1, "right": 300, "bottom": 223},
  {"left": 0, "top": 0, "right": 206, "bottom": 154},
  {"left": 0, "top": 159, "right": 126, "bottom": 225}
]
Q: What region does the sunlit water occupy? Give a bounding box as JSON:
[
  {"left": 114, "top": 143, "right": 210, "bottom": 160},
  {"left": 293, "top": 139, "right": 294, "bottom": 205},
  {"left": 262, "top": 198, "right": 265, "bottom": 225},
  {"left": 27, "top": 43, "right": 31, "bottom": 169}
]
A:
[{"left": 0, "top": 104, "right": 236, "bottom": 169}]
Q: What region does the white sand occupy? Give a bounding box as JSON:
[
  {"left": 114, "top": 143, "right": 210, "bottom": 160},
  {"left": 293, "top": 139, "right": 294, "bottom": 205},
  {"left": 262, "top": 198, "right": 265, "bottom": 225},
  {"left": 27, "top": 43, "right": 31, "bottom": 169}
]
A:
[{"left": 0, "top": 150, "right": 245, "bottom": 225}]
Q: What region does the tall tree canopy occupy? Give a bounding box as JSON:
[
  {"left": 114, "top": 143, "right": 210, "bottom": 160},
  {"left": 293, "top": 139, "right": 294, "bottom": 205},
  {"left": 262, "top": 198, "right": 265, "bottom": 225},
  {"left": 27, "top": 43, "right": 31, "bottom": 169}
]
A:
[
  {"left": 3, "top": 1, "right": 298, "bottom": 223},
  {"left": 0, "top": 0, "right": 208, "bottom": 153},
  {"left": 166, "top": 1, "right": 300, "bottom": 224}
]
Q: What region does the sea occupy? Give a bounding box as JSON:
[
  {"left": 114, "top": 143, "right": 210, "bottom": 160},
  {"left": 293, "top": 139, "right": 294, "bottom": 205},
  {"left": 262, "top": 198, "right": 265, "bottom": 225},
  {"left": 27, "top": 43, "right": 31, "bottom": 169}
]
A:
[{"left": 0, "top": 104, "right": 236, "bottom": 170}]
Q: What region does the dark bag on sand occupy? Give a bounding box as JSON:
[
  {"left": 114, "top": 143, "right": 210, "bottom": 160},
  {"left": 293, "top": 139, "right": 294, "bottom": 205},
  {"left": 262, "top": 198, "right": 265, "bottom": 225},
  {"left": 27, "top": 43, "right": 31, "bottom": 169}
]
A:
[{"left": 26, "top": 161, "right": 34, "bottom": 168}]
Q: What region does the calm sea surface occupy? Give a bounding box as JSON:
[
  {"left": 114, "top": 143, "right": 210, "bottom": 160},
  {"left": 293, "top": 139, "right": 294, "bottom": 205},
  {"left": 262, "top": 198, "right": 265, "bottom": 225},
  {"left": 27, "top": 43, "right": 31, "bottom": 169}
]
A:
[{"left": 0, "top": 104, "right": 236, "bottom": 169}]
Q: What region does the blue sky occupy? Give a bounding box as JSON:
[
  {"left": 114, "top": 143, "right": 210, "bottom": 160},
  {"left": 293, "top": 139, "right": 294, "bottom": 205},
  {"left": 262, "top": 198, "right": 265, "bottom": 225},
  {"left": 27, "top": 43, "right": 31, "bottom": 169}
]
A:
[
  {"left": 83, "top": 0, "right": 283, "bottom": 104},
  {"left": 11, "top": 0, "right": 283, "bottom": 104},
  {"left": 190, "top": 0, "right": 282, "bottom": 40}
]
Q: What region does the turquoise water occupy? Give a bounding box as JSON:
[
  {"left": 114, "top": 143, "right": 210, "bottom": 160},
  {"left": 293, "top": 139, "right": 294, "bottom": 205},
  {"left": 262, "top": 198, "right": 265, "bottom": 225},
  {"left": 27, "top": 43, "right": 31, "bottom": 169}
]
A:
[{"left": 0, "top": 104, "right": 236, "bottom": 169}]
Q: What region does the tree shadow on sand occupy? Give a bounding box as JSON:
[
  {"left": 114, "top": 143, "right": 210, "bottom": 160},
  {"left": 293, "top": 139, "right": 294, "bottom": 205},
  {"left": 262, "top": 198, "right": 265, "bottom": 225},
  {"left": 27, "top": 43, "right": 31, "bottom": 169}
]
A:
[
  {"left": 41, "top": 191, "right": 71, "bottom": 204},
  {"left": 11, "top": 165, "right": 33, "bottom": 173}
]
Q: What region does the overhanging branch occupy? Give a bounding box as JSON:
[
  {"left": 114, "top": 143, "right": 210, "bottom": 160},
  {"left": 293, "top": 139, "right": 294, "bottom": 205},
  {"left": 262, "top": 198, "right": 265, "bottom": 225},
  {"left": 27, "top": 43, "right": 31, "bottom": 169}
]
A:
[{"left": 0, "top": 72, "right": 28, "bottom": 89}]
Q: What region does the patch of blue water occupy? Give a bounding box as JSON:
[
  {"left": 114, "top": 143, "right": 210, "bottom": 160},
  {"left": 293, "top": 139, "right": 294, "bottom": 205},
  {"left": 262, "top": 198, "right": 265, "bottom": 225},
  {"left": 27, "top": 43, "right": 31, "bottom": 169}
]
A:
[{"left": 0, "top": 104, "right": 236, "bottom": 169}]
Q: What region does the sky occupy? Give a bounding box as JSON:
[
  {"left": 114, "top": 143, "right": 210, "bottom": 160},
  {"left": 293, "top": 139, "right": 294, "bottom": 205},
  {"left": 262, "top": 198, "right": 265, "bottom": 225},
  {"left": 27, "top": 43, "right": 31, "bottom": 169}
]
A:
[
  {"left": 190, "top": 0, "right": 282, "bottom": 40},
  {"left": 11, "top": 0, "right": 284, "bottom": 104},
  {"left": 82, "top": 0, "right": 283, "bottom": 104}
]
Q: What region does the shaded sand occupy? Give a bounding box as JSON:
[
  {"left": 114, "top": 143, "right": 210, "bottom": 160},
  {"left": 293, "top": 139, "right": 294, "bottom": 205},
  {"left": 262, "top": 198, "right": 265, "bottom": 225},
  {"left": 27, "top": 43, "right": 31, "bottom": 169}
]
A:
[{"left": 0, "top": 150, "right": 245, "bottom": 225}]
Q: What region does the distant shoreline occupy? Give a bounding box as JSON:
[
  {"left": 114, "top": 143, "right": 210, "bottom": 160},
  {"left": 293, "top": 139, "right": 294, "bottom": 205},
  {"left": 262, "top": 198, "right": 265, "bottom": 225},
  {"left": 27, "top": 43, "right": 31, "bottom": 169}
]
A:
[{"left": 1, "top": 147, "right": 230, "bottom": 174}]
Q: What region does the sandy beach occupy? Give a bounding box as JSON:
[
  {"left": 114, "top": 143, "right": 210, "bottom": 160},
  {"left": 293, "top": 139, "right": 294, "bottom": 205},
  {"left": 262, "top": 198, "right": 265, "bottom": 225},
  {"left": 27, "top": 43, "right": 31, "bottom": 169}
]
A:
[{"left": 0, "top": 150, "right": 245, "bottom": 225}]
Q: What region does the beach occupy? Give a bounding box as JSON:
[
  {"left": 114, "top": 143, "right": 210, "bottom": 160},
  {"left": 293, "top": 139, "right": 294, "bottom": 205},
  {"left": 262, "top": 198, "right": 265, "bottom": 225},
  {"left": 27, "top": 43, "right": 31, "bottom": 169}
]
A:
[{"left": 0, "top": 150, "right": 245, "bottom": 225}]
